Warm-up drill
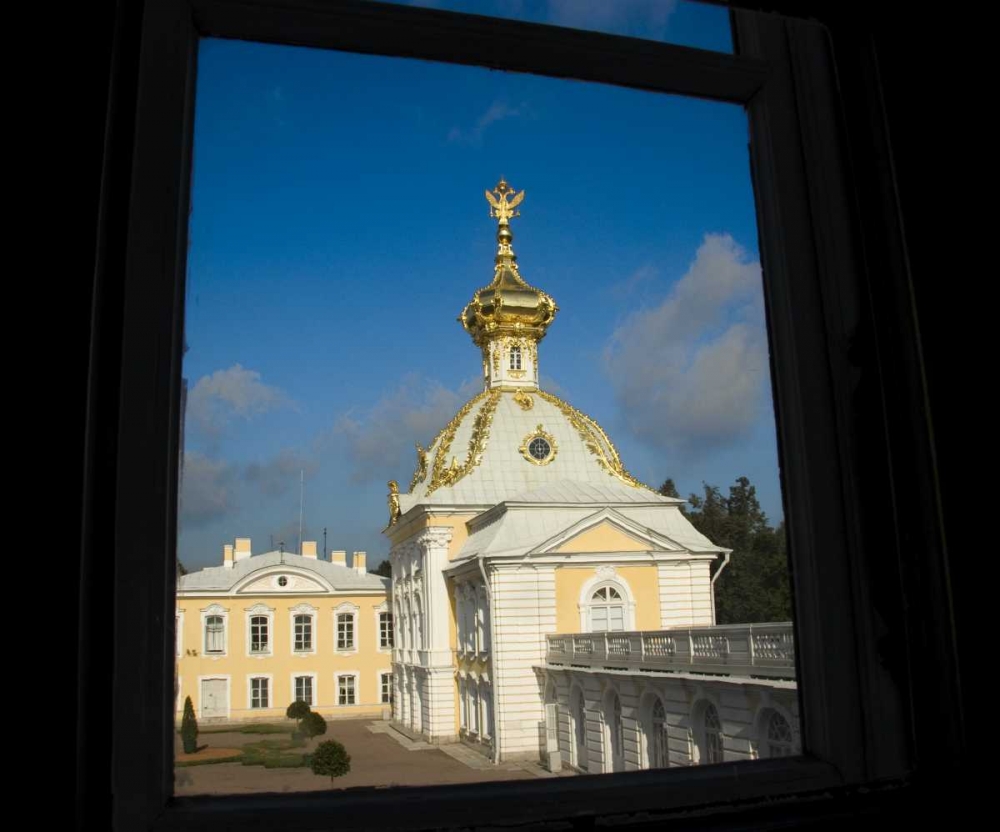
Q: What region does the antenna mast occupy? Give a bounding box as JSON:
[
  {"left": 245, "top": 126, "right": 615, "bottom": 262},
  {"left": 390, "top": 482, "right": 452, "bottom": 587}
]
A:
[{"left": 298, "top": 469, "right": 304, "bottom": 555}]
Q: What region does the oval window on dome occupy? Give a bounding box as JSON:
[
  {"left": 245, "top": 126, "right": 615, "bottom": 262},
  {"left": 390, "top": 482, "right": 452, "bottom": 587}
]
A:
[
  {"left": 519, "top": 425, "right": 557, "bottom": 465},
  {"left": 528, "top": 437, "right": 550, "bottom": 460}
]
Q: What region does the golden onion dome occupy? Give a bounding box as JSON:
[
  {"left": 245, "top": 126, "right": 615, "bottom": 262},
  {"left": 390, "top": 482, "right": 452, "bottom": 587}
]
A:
[{"left": 458, "top": 179, "right": 558, "bottom": 349}]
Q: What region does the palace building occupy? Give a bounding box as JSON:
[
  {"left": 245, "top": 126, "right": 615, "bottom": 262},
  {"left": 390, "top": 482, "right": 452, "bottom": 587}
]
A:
[
  {"left": 386, "top": 180, "right": 799, "bottom": 771},
  {"left": 175, "top": 540, "right": 392, "bottom": 723}
]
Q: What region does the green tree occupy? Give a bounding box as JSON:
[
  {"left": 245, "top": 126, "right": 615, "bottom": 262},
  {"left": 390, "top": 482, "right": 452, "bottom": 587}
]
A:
[
  {"left": 181, "top": 695, "right": 198, "bottom": 754},
  {"left": 301, "top": 710, "right": 328, "bottom": 739},
  {"left": 673, "top": 476, "right": 793, "bottom": 625},
  {"left": 373, "top": 559, "right": 392, "bottom": 578},
  {"left": 310, "top": 739, "right": 351, "bottom": 782},
  {"left": 286, "top": 699, "right": 311, "bottom": 736}
]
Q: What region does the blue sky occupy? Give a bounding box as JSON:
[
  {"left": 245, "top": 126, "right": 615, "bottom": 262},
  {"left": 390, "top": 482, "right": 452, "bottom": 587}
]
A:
[{"left": 179, "top": 3, "right": 782, "bottom": 572}]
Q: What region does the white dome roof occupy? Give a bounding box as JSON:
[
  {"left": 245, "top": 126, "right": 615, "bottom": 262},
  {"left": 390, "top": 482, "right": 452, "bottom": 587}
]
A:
[{"left": 398, "top": 388, "right": 656, "bottom": 512}]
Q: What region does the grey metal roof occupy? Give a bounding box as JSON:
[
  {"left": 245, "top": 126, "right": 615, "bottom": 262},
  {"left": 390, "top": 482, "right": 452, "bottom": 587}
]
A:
[
  {"left": 177, "top": 551, "right": 390, "bottom": 593},
  {"left": 454, "top": 491, "right": 722, "bottom": 561},
  {"left": 502, "top": 479, "right": 681, "bottom": 505}
]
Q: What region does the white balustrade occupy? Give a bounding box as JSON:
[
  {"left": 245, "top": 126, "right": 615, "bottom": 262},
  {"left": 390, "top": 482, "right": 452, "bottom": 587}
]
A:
[{"left": 545, "top": 623, "right": 795, "bottom": 679}]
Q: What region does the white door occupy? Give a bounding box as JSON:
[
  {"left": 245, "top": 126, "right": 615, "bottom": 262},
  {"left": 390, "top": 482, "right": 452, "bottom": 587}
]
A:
[{"left": 201, "top": 678, "right": 228, "bottom": 719}]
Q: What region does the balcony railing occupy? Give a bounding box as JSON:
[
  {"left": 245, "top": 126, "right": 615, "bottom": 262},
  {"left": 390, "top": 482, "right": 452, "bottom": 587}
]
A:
[{"left": 545, "top": 623, "right": 795, "bottom": 679}]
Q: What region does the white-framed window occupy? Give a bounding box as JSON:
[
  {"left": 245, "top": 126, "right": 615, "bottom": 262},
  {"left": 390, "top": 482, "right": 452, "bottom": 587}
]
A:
[
  {"left": 413, "top": 593, "right": 423, "bottom": 649},
  {"left": 249, "top": 676, "right": 270, "bottom": 709},
  {"left": 469, "top": 682, "right": 479, "bottom": 735},
  {"left": 293, "top": 674, "right": 315, "bottom": 706},
  {"left": 250, "top": 615, "right": 268, "bottom": 654},
  {"left": 606, "top": 692, "right": 625, "bottom": 773},
  {"left": 589, "top": 586, "right": 626, "bottom": 632},
  {"left": 379, "top": 610, "right": 393, "bottom": 650},
  {"left": 337, "top": 673, "right": 357, "bottom": 706},
  {"left": 696, "top": 702, "right": 724, "bottom": 765},
  {"left": 244, "top": 603, "right": 274, "bottom": 657},
  {"left": 200, "top": 604, "right": 228, "bottom": 656},
  {"left": 294, "top": 614, "right": 312, "bottom": 652},
  {"left": 475, "top": 595, "right": 484, "bottom": 654},
  {"left": 334, "top": 603, "right": 358, "bottom": 652},
  {"left": 646, "top": 697, "right": 669, "bottom": 769},
  {"left": 480, "top": 681, "right": 492, "bottom": 740},
  {"left": 380, "top": 671, "right": 392, "bottom": 704},
  {"left": 509, "top": 342, "right": 522, "bottom": 370},
  {"left": 175, "top": 609, "right": 184, "bottom": 658},
  {"left": 570, "top": 686, "right": 588, "bottom": 772},
  {"left": 762, "top": 709, "right": 794, "bottom": 758}
]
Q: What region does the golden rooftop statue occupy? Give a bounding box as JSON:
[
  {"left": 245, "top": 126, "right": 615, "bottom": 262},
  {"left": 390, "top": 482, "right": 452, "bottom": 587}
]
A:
[
  {"left": 459, "top": 179, "right": 558, "bottom": 358},
  {"left": 484, "top": 178, "right": 525, "bottom": 225}
]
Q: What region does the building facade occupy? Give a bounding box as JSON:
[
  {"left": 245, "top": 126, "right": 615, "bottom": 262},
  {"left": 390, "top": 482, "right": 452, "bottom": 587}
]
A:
[
  {"left": 387, "top": 180, "right": 799, "bottom": 770},
  {"left": 175, "top": 539, "right": 392, "bottom": 723}
]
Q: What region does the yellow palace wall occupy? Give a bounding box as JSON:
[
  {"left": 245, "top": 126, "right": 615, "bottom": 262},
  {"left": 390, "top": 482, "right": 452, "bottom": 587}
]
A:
[
  {"left": 554, "top": 564, "right": 660, "bottom": 634},
  {"left": 175, "top": 592, "right": 391, "bottom": 723}
]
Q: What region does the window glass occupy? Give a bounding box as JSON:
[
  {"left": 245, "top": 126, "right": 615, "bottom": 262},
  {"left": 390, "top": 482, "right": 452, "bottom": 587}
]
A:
[
  {"left": 175, "top": 26, "right": 798, "bottom": 794},
  {"left": 362, "top": 0, "right": 733, "bottom": 52}
]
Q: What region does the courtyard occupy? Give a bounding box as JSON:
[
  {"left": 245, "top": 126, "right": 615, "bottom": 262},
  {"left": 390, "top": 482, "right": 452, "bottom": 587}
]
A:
[{"left": 174, "top": 719, "right": 551, "bottom": 795}]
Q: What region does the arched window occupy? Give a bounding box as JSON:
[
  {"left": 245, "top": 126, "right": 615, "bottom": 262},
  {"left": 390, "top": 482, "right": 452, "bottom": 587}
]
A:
[
  {"left": 589, "top": 585, "right": 626, "bottom": 632},
  {"left": 571, "top": 686, "right": 588, "bottom": 772},
  {"left": 509, "top": 343, "right": 522, "bottom": 370},
  {"left": 762, "top": 709, "right": 794, "bottom": 758},
  {"left": 700, "top": 703, "right": 723, "bottom": 764},
  {"left": 644, "top": 696, "right": 669, "bottom": 769},
  {"left": 606, "top": 692, "right": 625, "bottom": 772}
]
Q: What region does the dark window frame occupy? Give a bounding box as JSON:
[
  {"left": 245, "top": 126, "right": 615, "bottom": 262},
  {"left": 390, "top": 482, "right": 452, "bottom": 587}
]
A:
[{"left": 81, "top": 0, "right": 962, "bottom": 829}]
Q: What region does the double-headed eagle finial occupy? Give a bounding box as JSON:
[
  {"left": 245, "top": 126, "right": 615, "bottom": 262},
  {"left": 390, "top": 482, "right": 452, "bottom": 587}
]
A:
[{"left": 485, "top": 177, "right": 525, "bottom": 225}]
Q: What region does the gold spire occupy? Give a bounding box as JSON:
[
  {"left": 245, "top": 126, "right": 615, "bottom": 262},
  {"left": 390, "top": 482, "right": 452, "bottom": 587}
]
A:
[{"left": 459, "top": 180, "right": 558, "bottom": 388}]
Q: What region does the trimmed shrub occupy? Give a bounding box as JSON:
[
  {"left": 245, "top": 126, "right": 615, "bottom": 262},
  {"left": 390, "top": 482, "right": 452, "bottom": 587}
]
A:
[
  {"left": 286, "top": 700, "right": 311, "bottom": 721},
  {"left": 310, "top": 740, "right": 351, "bottom": 782},
  {"left": 181, "top": 696, "right": 198, "bottom": 754},
  {"left": 301, "top": 710, "right": 328, "bottom": 739}
]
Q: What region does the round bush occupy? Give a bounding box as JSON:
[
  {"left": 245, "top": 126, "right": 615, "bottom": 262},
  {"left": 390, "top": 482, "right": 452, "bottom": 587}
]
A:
[
  {"left": 301, "top": 710, "right": 327, "bottom": 739},
  {"left": 310, "top": 739, "right": 351, "bottom": 781},
  {"left": 286, "top": 700, "right": 311, "bottom": 721}
]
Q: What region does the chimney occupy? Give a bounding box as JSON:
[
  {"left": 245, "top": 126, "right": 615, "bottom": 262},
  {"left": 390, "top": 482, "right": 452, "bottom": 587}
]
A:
[
  {"left": 302, "top": 540, "right": 317, "bottom": 559},
  {"left": 330, "top": 550, "right": 347, "bottom": 566},
  {"left": 234, "top": 537, "right": 252, "bottom": 563},
  {"left": 353, "top": 551, "right": 367, "bottom": 575},
  {"left": 223, "top": 543, "right": 234, "bottom": 569}
]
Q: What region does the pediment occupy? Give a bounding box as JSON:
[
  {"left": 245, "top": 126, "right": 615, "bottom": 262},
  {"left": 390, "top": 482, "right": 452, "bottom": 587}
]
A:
[
  {"left": 235, "top": 569, "right": 329, "bottom": 594},
  {"left": 552, "top": 520, "right": 652, "bottom": 553},
  {"left": 533, "top": 508, "right": 685, "bottom": 555}
]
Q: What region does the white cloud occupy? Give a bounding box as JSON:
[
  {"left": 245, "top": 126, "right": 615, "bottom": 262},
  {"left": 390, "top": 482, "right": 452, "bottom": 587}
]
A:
[
  {"left": 604, "top": 233, "right": 767, "bottom": 456},
  {"left": 179, "top": 451, "right": 238, "bottom": 528},
  {"left": 448, "top": 99, "right": 527, "bottom": 145},
  {"left": 332, "top": 373, "right": 480, "bottom": 483},
  {"left": 186, "top": 364, "right": 294, "bottom": 437},
  {"left": 610, "top": 264, "right": 659, "bottom": 299},
  {"left": 243, "top": 448, "right": 320, "bottom": 498},
  {"left": 546, "top": 0, "right": 678, "bottom": 39}
]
